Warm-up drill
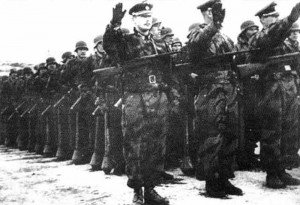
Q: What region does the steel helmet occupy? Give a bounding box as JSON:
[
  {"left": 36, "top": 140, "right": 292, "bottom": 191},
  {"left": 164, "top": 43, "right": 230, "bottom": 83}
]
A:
[
  {"left": 93, "top": 35, "right": 103, "bottom": 48},
  {"left": 75, "top": 41, "right": 88, "bottom": 52}
]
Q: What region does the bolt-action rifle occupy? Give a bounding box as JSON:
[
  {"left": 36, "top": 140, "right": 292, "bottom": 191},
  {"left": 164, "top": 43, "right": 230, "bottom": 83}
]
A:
[{"left": 7, "top": 101, "right": 26, "bottom": 121}]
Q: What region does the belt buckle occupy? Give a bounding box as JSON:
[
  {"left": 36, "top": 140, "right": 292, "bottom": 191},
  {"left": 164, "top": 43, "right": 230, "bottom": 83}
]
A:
[
  {"left": 149, "top": 75, "right": 156, "bottom": 84},
  {"left": 284, "top": 65, "right": 291, "bottom": 71}
]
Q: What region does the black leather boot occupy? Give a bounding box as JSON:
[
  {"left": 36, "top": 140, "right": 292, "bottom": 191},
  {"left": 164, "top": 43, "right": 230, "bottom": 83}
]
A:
[
  {"left": 278, "top": 170, "right": 300, "bottom": 186},
  {"left": 144, "top": 187, "right": 169, "bottom": 205},
  {"left": 205, "top": 180, "right": 227, "bottom": 198},
  {"left": 266, "top": 173, "right": 286, "bottom": 189},
  {"left": 132, "top": 188, "right": 143, "bottom": 205},
  {"left": 222, "top": 179, "right": 243, "bottom": 195}
]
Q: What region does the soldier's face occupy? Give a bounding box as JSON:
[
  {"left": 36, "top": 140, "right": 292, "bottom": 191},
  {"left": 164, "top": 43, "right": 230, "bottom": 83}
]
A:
[
  {"left": 260, "top": 16, "right": 277, "bottom": 28},
  {"left": 96, "top": 42, "right": 105, "bottom": 53},
  {"left": 245, "top": 27, "right": 258, "bottom": 39},
  {"left": 290, "top": 31, "right": 299, "bottom": 42},
  {"left": 133, "top": 14, "right": 153, "bottom": 32},
  {"left": 164, "top": 36, "right": 173, "bottom": 45},
  {"left": 11, "top": 73, "right": 17, "bottom": 79},
  {"left": 39, "top": 68, "right": 47, "bottom": 75},
  {"left": 76, "top": 48, "right": 87, "bottom": 58},
  {"left": 25, "top": 74, "right": 32, "bottom": 79},
  {"left": 172, "top": 43, "right": 182, "bottom": 52},
  {"left": 150, "top": 25, "right": 161, "bottom": 38},
  {"left": 47, "top": 64, "right": 57, "bottom": 71},
  {"left": 201, "top": 8, "right": 213, "bottom": 24}
]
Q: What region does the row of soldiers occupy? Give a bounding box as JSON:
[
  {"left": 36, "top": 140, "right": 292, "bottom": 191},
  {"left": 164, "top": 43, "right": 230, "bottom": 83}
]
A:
[
  {"left": 0, "top": 38, "right": 126, "bottom": 174},
  {"left": 1, "top": 0, "right": 300, "bottom": 204}
]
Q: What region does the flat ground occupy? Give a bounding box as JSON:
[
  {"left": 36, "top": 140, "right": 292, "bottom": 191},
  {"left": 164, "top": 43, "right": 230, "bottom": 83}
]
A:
[{"left": 0, "top": 145, "right": 299, "bottom": 205}]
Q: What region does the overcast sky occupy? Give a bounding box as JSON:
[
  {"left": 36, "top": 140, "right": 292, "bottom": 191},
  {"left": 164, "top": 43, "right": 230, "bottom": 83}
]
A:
[{"left": 0, "top": 0, "right": 299, "bottom": 64}]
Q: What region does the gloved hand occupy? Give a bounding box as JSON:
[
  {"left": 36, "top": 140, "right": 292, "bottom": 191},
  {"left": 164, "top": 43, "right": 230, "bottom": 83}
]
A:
[
  {"left": 212, "top": 2, "right": 226, "bottom": 26},
  {"left": 289, "top": 2, "right": 300, "bottom": 23},
  {"left": 111, "top": 3, "right": 126, "bottom": 25}
]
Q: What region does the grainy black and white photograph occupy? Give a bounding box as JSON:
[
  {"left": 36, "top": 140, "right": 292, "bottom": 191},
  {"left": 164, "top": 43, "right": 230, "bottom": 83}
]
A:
[{"left": 0, "top": 0, "right": 300, "bottom": 204}]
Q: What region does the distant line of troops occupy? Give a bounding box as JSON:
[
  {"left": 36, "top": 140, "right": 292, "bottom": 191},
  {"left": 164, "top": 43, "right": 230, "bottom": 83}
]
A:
[{"left": 1, "top": 0, "right": 300, "bottom": 204}]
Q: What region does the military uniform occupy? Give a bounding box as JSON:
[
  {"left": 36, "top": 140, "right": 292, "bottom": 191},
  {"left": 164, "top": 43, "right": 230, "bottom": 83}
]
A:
[
  {"left": 280, "top": 23, "right": 300, "bottom": 169},
  {"left": 235, "top": 20, "right": 260, "bottom": 170},
  {"left": 248, "top": 2, "right": 300, "bottom": 188},
  {"left": 1, "top": 73, "right": 17, "bottom": 147},
  {"left": 0, "top": 76, "right": 9, "bottom": 145},
  {"left": 103, "top": 2, "right": 175, "bottom": 204},
  {"left": 32, "top": 64, "right": 48, "bottom": 154},
  {"left": 104, "top": 23, "right": 171, "bottom": 188},
  {"left": 62, "top": 42, "right": 94, "bottom": 165},
  {"left": 189, "top": 0, "right": 242, "bottom": 198}
]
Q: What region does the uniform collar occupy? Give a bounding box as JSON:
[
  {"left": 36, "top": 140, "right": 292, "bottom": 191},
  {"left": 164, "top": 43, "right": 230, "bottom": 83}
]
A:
[{"left": 134, "top": 27, "right": 153, "bottom": 41}]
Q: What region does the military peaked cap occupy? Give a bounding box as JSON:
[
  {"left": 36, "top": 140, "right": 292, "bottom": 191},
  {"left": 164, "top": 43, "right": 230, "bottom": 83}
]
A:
[
  {"left": 129, "top": 2, "right": 153, "bottom": 16},
  {"left": 255, "top": 2, "right": 279, "bottom": 18},
  {"left": 197, "top": 0, "right": 220, "bottom": 11}
]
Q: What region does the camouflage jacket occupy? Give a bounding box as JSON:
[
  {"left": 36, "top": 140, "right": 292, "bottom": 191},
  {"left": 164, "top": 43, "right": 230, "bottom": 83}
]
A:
[
  {"left": 248, "top": 17, "right": 293, "bottom": 61},
  {"left": 61, "top": 56, "right": 87, "bottom": 90},
  {"left": 103, "top": 26, "right": 168, "bottom": 61},
  {"left": 84, "top": 53, "right": 112, "bottom": 89},
  {"left": 235, "top": 35, "right": 251, "bottom": 64},
  {"left": 33, "top": 69, "right": 60, "bottom": 99},
  {"left": 1, "top": 77, "right": 15, "bottom": 103},
  {"left": 188, "top": 23, "right": 234, "bottom": 73},
  {"left": 103, "top": 25, "right": 174, "bottom": 92}
]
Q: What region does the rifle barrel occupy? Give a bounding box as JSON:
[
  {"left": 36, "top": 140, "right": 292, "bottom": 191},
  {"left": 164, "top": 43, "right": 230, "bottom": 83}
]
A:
[
  {"left": 53, "top": 96, "right": 66, "bottom": 108},
  {"left": 0, "top": 106, "right": 9, "bottom": 115},
  {"left": 15, "top": 101, "right": 25, "bottom": 111},
  {"left": 92, "top": 106, "right": 101, "bottom": 116},
  {"left": 70, "top": 96, "right": 82, "bottom": 110},
  {"left": 41, "top": 105, "right": 52, "bottom": 116},
  {"left": 28, "top": 103, "right": 37, "bottom": 114}
]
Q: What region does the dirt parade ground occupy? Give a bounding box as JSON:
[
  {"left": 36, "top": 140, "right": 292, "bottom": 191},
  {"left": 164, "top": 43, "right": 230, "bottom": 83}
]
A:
[{"left": 0, "top": 145, "right": 299, "bottom": 205}]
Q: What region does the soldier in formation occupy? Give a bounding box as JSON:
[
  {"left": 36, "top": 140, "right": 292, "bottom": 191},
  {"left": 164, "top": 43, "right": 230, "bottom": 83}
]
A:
[
  {"left": 188, "top": 0, "right": 243, "bottom": 198},
  {"left": 247, "top": 1, "right": 300, "bottom": 188},
  {"left": 1, "top": 1, "right": 300, "bottom": 204}
]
